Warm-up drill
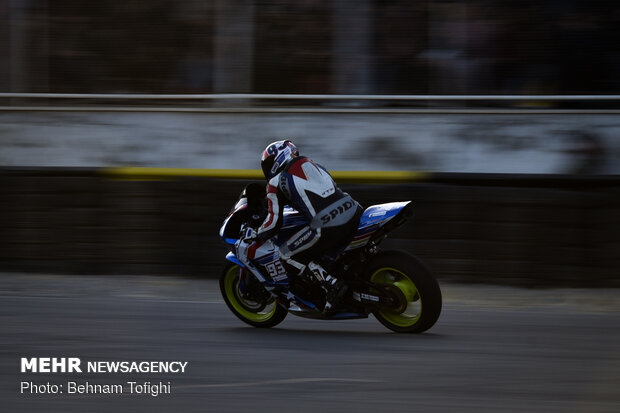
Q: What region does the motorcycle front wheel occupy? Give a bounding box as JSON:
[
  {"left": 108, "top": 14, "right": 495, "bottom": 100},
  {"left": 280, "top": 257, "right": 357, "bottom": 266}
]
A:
[
  {"left": 219, "top": 262, "right": 287, "bottom": 328},
  {"left": 365, "top": 250, "right": 442, "bottom": 333}
]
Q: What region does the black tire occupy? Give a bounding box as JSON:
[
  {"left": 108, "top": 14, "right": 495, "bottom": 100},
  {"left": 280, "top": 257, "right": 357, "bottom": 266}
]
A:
[
  {"left": 364, "top": 250, "right": 442, "bottom": 333},
  {"left": 219, "top": 262, "right": 287, "bottom": 328}
]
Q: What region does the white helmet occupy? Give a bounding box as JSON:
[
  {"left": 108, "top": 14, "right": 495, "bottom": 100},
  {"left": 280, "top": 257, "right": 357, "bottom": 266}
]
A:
[{"left": 260, "top": 140, "right": 300, "bottom": 179}]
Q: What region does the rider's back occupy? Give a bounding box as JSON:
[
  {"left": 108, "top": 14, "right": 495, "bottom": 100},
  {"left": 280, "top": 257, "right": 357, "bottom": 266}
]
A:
[{"left": 278, "top": 156, "right": 351, "bottom": 226}]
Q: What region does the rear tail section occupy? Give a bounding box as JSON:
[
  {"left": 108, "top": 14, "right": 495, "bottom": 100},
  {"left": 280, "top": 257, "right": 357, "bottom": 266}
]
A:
[{"left": 346, "top": 201, "right": 413, "bottom": 251}]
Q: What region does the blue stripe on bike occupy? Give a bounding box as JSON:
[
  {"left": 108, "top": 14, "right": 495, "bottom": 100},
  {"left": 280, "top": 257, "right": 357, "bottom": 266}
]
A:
[
  {"left": 225, "top": 252, "right": 245, "bottom": 267},
  {"left": 254, "top": 253, "right": 278, "bottom": 265}
]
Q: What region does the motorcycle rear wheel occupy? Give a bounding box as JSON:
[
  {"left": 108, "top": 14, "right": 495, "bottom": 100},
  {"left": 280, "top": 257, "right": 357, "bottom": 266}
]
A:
[
  {"left": 365, "top": 250, "right": 442, "bottom": 333},
  {"left": 219, "top": 262, "right": 288, "bottom": 328}
]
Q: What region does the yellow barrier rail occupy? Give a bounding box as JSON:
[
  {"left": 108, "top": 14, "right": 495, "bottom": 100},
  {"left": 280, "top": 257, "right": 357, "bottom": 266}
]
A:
[{"left": 101, "top": 167, "right": 430, "bottom": 183}]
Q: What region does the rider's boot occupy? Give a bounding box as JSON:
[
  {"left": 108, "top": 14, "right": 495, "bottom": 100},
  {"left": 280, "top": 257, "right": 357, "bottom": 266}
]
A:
[{"left": 307, "top": 262, "right": 347, "bottom": 313}]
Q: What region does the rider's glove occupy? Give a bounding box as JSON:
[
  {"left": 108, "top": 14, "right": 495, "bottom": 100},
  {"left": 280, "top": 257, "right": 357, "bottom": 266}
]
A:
[{"left": 240, "top": 225, "right": 258, "bottom": 244}]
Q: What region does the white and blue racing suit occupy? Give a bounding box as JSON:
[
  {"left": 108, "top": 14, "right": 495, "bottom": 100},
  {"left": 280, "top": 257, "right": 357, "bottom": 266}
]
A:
[{"left": 236, "top": 156, "right": 362, "bottom": 283}]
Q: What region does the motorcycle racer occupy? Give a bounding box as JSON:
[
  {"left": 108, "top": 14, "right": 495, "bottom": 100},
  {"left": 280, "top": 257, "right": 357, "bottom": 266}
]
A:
[{"left": 235, "top": 140, "right": 363, "bottom": 313}]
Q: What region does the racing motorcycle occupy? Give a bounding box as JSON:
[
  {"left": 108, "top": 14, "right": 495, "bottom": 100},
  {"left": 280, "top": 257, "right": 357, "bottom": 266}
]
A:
[{"left": 218, "top": 186, "right": 442, "bottom": 333}]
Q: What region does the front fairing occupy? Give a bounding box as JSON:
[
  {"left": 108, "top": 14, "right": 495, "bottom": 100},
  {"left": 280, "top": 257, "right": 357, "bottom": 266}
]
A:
[
  {"left": 219, "top": 198, "right": 249, "bottom": 248},
  {"left": 221, "top": 201, "right": 307, "bottom": 255}
]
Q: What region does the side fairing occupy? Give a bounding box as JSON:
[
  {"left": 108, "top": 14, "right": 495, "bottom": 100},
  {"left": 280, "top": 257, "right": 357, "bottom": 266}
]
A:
[{"left": 273, "top": 206, "right": 304, "bottom": 243}]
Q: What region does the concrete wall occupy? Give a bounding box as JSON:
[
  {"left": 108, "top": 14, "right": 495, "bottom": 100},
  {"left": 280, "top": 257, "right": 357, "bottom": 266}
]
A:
[
  {"left": 1, "top": 169, "right": 618, "bottom": 287},
  {"left": 1, "top": 111, "right": 619, "bottom": 174}
]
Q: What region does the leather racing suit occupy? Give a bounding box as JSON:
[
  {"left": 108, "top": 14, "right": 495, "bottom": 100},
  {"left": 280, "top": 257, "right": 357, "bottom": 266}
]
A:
[{"left": 235, "top": 156, "right": 362, "bottom": 299}]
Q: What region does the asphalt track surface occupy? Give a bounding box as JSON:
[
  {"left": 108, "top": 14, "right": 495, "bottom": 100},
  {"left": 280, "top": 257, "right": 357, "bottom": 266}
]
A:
[{"left": 2, "top": 274, "right": 620, "bottom": 413}]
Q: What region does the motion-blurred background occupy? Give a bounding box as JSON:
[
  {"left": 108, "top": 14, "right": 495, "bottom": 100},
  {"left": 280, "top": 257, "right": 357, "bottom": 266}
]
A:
[
  {"left": 0, "top": 0, "right": 618, "bottom": 285},
  {"left": 2, "top": 0, "right": 619, "bottom": 95}
]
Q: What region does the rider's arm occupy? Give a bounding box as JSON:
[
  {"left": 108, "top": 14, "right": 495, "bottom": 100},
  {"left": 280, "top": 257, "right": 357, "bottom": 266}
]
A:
[{"left": 255, "top": 176, "right": 285, "bottom": 241}]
